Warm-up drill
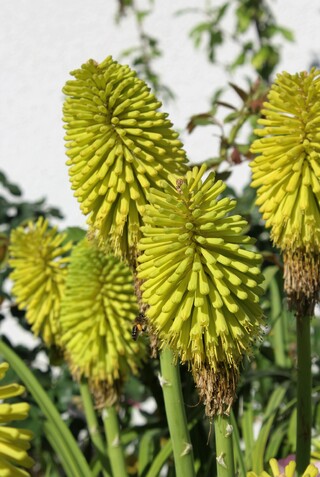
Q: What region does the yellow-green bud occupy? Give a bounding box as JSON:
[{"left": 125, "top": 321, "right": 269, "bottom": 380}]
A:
[
  {"left": 9, "top": 217, "right": 72, "bottom": 346},
  {"left": 250, "top": 69, "right": 320, "bottom": 313},
  {"left": 138, "top": 165, "right": 264, "bottom": 415},
  {"left": 62, "top": 56, "right": 187, "bottom": 261},
  {"left": 247, "top": 458, "right": 318, "bottom": 477},
  {"left": 0, "top": 362, "right": 34, "bottom": 476},
  {"left": 60, "top": 238, "right": 146, "bottom": 406}
]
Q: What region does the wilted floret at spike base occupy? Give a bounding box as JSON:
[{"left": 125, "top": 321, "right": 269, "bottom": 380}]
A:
[
  {"left": 137, "top": 165, "right": 264, "bottom": 416},
  {"left": 250, "top": 69, "right": 320, "bottom": 314},
  {"left": 62, "top": 56, "right": 187, "bottom": 262},
  {"left": 9, "top": 217, "right": 72, "bottom": 346},
  {"left": 0, "top": 362, "right": 34, "bottom": 476},
  {"left": 60, "top": 238, "right": 146, "bottom": 407}
]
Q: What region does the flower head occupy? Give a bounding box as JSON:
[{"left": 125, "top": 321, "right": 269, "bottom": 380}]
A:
[
  {"left": 137, "top": 165, "right": 264, "bottom": 415},
  {"left": 250, "top": 70, "right": 320, "bottom": 313},
  {"left": 62, "top": 56, "right": 187, "bottom": 261},
  {"left": 247, "top": 458, "right": 319, "bottom": 477},
  {"left": 60, "top": 238, "right": 145, "bottom": 406},
  {"left": 0, "top": 362, "right": 34, "bottom": 476},
  {"left": 9, "top": 217, "right": 72, "bottom": 346}
]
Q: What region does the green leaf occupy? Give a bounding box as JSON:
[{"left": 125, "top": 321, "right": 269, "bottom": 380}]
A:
[
  {"left": 265, "top": 421, "right": 287, "bottom": 460},
  {"left": 277, "top": 26, "right": 294, "bottom": 41},
  {"left": 7, "top": 183, "right": 22, "bottom": 196},
  {"left": 236, "top": 5, "right": 251, "bottom": 33},
  {"left": 224, "top": 111, "right": 241, "bottom": 123},
  {"left": 229, "top": 82, "right": 248, "bottom": 102},
  {"left": 261, "top": 266, "right": 279, "bottom": 291},
  {"left": 241, "top": 402, "right": 254, "bottom": 470},
  {"left": 189, "top": 22, "right": 211, "bottom": 48},
  {"left": 145, "top": 437, "right": 173, "bottom": 477},
  {"left": 252, "top": 386, "right": 288, "bottom": 472},
  {"left": 136, "top": 10, "right": 151, "bottom": 23},
  {"left": 63, "top": 226, "right": 86, "bottom": 244},
  {"left": 138, "top": 429, "right": 161, "bottom": 476}
]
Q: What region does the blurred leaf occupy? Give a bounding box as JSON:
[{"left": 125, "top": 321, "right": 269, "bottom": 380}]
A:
[
  {"left": 138, "top": 429, "right": 161, "bottom": 476},
  {"left": 136, "top": 10, "right": 151, "bottom": 23},
  {"left": 186, "top": 113, "right": 221, "bottom": 134},
  {"left": 235, "top": 5, "right": 251, "bottom": 33},
  {"left": 265, "top": 421, "right": 287, "bottom": 460},
  {"left": 63, "top": 226, "right": 86, "bottom": 245},
  {"left": 252, "top": 386, "right": 288, "bottom": 472},
  {"left": 261, "top": 266, "right": 279, "bottom": 291},
  {"left": 224, "top": 111, "right": 241, "bottom": 123},
  {"left": 215, "top": 100, "right": 237, "bottom": 110},
  {"left": 229, "top": 82, "right": 248, "bottom": 102},
  {"left": 189, "top": 22, "right": 212, "bottom": 48}
]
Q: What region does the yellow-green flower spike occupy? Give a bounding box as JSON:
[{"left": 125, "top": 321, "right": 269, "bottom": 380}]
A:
[
  {"left": 60, "top": 239, "right": 146, "bottom": 406},
  {"left": 0, "top": 362, "right": 34, "bottom": 477},
  {"left": 247, "top": 458, "right": 319, "bottom": 477},
  {"left": 62, "top": 56, "right": 188, "bottom": 262},
  {"left": 250, "top": 70, "right": 320, "bottom": 313},
  {"left": 9, "top": 217, "right": 72, "bottom": 346},
  {"left": 137, "top": 165, "right": 264, "bottom": 416}
]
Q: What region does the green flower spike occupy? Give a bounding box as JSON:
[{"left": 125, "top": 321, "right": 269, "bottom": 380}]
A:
[
  {"left": 250, "top": 69, "right": 320, "bottom": 313},
  {"left": 247, "top": 458, "right": 318, "bottom": 477},
  {"left": 137, "top": 165, "right": 264, "bottom": 416},
  {"left": 0, "top": 362, "right": 34, "bottom": 477},
  {"left": 9, "top": 217, "right": 72, "bottom": 346},
  {"left": 60, "top": 238, "right": 145, "bottom": 406},
  {"left": 62, "top": 56, "right": 187, "bottom": 261}
]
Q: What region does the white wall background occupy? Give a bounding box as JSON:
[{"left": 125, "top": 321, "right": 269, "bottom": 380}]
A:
[{"left": 1, "top": 0, "right": 320, "bottom": 229}]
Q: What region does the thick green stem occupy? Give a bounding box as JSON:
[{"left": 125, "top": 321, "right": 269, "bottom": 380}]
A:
[
  {"left": 296, "top": 314, "right": 312, "bottom": 476},
  {"left": 102, "top": 405, "right": 128, "bottom": 477},
  {"left": 214, "top": 414, "right": 235, "bottom": 477},
  {"left": 159, "top": 347, "right": 195, "bottom": 477},
  {"left": 79, "top": 380, "right": 111, "bottom": 477}
]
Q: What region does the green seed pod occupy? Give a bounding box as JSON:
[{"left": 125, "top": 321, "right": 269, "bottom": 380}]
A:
[
  {"left": 62, "top": 56, "right": 187, "bottom": 262},
  {"left": 250, "top": 69, "right": 320, "bottom": 314},
  {"left": 0, "top": 362, "right": 34, "bottom": 476},
  {"left": 9, "top": 217, "right": 72, "bottom": 346},
  {"left": 60, "top": 238, "right": 146, "bottom": 406},
  {"left": 138, "top": 165, "right": 264, "bottom": 415}
]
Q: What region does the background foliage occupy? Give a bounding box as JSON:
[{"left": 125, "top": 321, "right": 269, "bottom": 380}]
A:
[{"left": 1, "top": 1, "right": 319, "bottom": 475}]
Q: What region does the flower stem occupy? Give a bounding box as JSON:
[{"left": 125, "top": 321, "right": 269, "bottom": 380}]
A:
[
  {"left": 296, "top": 313, "right": 312, "bottom": 475},
  {"left": 159, "top": 347, "right": 195, "bottom": 477},
  {"left": 79, "top": 380, "right": 111, "bottom": 477},
  {"left": 102, "top": 405, "right": 128, "bottom": 477},
  {"left": 214, "top": 414, "right": 235, "bottom": 477}
]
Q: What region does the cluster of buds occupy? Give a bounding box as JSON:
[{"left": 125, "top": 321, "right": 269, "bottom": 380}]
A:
[
  {"left": 63, "top": 56, "right": 187, "bottom": 262},
  {"left": 60, "top": 238, "right": 145, "bottom": 406},
  {"left": 138, "top": 165, "right": 264, "bottom": 415},
  {"left": 251, "top": 69, "right": 320, "bottom": 315},
  {"left": 0, "top": 362, "right": 34, "bottom": 476},
  {"left": 9, "top": 223, "right": 146, "bottom": 408},
  {"left": 9, "top": 217, "right": 72, "bottom": 346}
]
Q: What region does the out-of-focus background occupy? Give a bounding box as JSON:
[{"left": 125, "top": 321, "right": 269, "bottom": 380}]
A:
[{"left": 1, "top": 0, "right": 320, "bottom": 227}]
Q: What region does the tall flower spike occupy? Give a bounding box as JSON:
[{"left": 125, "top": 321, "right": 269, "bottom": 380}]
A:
[
  {"left": 250, "top": 70, "right": 320, "bottom": 314},
  {"left": 62, "top": 56, "right": 187, "bottom": 261},
  {"left": 247, "top": 458, "right": 319, "bottom": 477},
  {"left": 0, "top": 362, "right": 34, "bottom": 476},
  {"left": 9, "top": 217, "right": 72, "bottom": 346},
  {"left": 60, "top": 238, "right": 146, "bottom": 407},
  {"left": 137, "top": 165, "right": 264, "bottom": 416}
]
